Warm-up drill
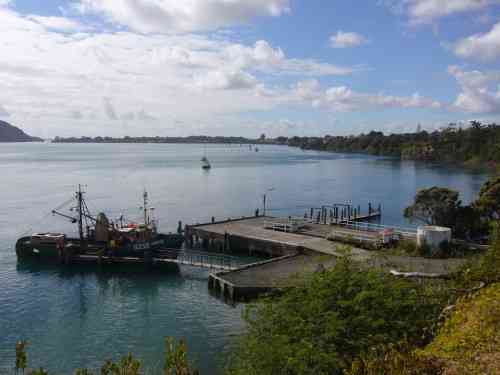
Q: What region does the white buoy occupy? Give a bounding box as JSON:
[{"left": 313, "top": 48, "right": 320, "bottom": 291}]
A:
[{"left": 417, "top": 226, "right": 452, "bottom": 249}]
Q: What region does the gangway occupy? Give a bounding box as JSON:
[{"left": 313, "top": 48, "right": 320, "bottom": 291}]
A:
[
  {"left": 72, "top": 249, "right": 243, "bottom": 271},
  {"left": 156, "top": 249, "right": 242, "bottom": 271}
]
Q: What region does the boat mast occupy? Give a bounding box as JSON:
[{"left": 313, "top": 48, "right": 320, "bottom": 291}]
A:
[
  {"left": 77, "top": 184, "right": 84, "bottom": 241},
  {"left": 143, "top": 190, "right": 149, "bottom": 225}
]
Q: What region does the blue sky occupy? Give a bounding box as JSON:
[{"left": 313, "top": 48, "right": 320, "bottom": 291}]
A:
[{"left": 1, "top": 0, "right": 500, "bottom": 138}]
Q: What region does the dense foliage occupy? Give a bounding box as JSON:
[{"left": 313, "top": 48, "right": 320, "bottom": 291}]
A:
[
  {"left": 475, "top": 175, "right": 500, "bottom": 220},
  {"left": 226, "top": 254, "right": 445, "bottom": 375},
  {"left": 403, "top": 187, "right": 460, "bottom": 226},
  {"left": 420, "top": 282, "right": 500, "bottom": 374},
  {"left": 456, "top": 223, "right": 500, "bottom": 287},
  {"left": 287, "top": 121, "right": 500, "bottom": 167},
  {"left": 403, "top": 175, "right": 500, "bottom": 241}
]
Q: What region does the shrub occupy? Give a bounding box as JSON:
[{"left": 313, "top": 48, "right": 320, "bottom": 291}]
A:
[
  {"left": 419, "top": 283, "right": 500, "bottom": 374},
  {"left": 457, "top": 223, "right": 500, "bottom": 287},
  {"left": 226, "top": 254, "right": 445, "bottom": 375}
]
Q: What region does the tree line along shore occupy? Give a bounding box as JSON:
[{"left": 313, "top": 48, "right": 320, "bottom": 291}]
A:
[
  {"left": 286, "top": 121, "right": 500, "bottom": 169},
  {"left": 52, "top": 121, "right": 499, "bottom": 169}
]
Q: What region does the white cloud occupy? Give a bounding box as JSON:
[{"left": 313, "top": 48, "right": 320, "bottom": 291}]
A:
[
  {"left": 27, "top": 15, "right": 86, "bottom": 32},
  {"left": 330, "top": 31, "right": 369, "bottom": 48},
  {"left": 0, "top": 104, "right": 10, "bottom": 117},
  {"left": 453, "top": 21, "right": 500, "bottom": 61},
  {"left": 384, "top": 0, "right": 499, "bottom": 24},
  {"left": 194, "top": 70, "right": 257, "bottom": 90},
  {"left": 223, "top": 40, "right": 356, "bottom": 76},
  {"left": 103, "top": 97, "right": 118, "bottom": 120},
  {"left": 75, "top": 0, "right": 290, "bottom": 33},
  {"left": 70, "top": 110, "right": 83, "bottom": 119},
  {"left": 279, "top": 80, "right": 441, "bottom": 112},
  {"left": 0, "top": 5, "right": 364, "bottom": 137},
  {"left": 448, "top": 65, "right": 500, "bottom": 113}
]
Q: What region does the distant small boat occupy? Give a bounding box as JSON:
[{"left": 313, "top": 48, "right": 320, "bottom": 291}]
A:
[
  {"left": 201, "top": 144, "right": 211, "bottom": 169},
  {"left": 201, "top": 156, "right": 211, "bottom": 169}
]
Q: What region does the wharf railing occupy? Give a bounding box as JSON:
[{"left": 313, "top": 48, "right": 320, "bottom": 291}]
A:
[
  {"left": 339, "top": 220, "right": 417, "bottom": 239},
  {"left": 155, "top": 249, "right": 243, "bottom": 271},
  {"left": 263, "top": 217, "right": 308, "bottom": 233}
]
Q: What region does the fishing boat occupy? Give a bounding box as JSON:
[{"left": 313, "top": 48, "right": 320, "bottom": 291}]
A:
[{"left": 16, "top": 186, "right": 184, "bottom": 261}]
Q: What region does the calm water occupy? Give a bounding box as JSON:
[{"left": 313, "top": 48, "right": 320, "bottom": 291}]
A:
[{"left": 0, "top": 143, "right": 488, "bottom": 374}]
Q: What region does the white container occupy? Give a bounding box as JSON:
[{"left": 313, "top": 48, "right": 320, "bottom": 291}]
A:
[{"left": 417, "top": 226, "right": 452, "bottom": 249}]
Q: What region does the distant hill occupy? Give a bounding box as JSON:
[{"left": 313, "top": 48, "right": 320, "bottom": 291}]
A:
[{"left": 0, "top": 120, "right": 42, "bottom": 142}]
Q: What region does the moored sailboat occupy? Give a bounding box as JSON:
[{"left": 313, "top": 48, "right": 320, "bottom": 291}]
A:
[{"left": 201, "top": 144, "right": 211, "bottom": 169}]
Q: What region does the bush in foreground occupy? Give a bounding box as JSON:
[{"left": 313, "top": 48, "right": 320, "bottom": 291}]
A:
[
  {"left": 14, "top": 338, "right": 198, "bottom": 375},
  {"left": 226, "top": 254, "right": 445, "bottom": 375}
]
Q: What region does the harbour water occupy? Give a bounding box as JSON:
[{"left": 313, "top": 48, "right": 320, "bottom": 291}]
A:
[{"left": 0, "top": 143, "right": 489, "bottom": 374}]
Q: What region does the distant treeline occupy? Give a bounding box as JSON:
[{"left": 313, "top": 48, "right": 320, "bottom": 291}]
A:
[
  {"left": 287, "top": 121, "right": 500, "bottom": 167},
  {"left": 52, "top": 135, "right": 275, "bottom": 144},
  {"left": 53, "top": 121, "right": 500, "bottom": 167}
]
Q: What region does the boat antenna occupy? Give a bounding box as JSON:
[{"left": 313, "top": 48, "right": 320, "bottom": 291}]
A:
[{"left": 143, "top": 190, "right": 149, "bottom": 225}]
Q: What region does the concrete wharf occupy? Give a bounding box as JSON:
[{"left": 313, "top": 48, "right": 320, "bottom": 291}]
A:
[
  {"left": 186, "top": 216, "right": 386, "bottom": 258},
  {"left": 187, "top": 216, "right": 466, "bottom": 301}
]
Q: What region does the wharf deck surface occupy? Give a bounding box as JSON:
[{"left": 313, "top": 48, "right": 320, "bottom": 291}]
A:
[
  {"left": 195, "top": 217, "right": 467, "bottom": 295},
  {"left": 221, "top": 253, "right": 336, "bottom": 288},
  {"left": 192, "top": 216, "right": 374, "bottom": 258}
]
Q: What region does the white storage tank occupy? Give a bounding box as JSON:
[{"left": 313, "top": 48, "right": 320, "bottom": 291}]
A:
[{"left": 417, "top": 226, "right": 452, "bottom": 249}]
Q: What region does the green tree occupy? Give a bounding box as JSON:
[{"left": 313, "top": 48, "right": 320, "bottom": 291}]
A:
[
  {"left": 227, "top": 254, "right": 444, "bottom": 375},
  {"left": 100, "top": 354, "right": 141, "bottom": 375},
  {"left": 15, "top": 340, "right": 28, "bottom": 375},
  {"left": 474, "top": 176, "right": 500, "bottom": 220},
  {"left": 164, "top": 337, "right": 199, "bottom": 375},
  {"left": 458, "top": 223, "right": 500, "bottom": 287},
  {"left": 75, "top": 369, "right": 94, "bottom": 375},
  {"left": 28, "top": 369, "right": 48, "bottom": 375},
  {"left": 404, "top": 187, "right": 460, "bottom": 227}
]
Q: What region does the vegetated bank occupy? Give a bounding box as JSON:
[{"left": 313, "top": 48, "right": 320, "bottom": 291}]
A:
[
  {"left": 51, "top": 134, "right": 273, "bottom": 144},
  {"left": 286, "top": 121, "right": 500, "bottom": 169},
  {"left": 52, "top": 121, "right": 500, "bottom": 170},
  {"left": 0, "top": 120, "right": 42, "bottom": 142}
]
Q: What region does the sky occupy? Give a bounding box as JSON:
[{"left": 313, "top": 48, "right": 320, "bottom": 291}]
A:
[{"left": 1, "top": 0, "right": 500, "bottom": 138}]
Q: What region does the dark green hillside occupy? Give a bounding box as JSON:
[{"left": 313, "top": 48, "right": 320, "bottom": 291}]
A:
[
  {"left": 0, "top": 120, "right": 42, "bottom": 142},
  {"left": 287, "top": 121, "right": 500, "bottom": 168}
]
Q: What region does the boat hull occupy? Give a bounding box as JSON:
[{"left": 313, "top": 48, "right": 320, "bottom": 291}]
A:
[{"left": 16, "top": 233, "right": 184, "bottom": 261}]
